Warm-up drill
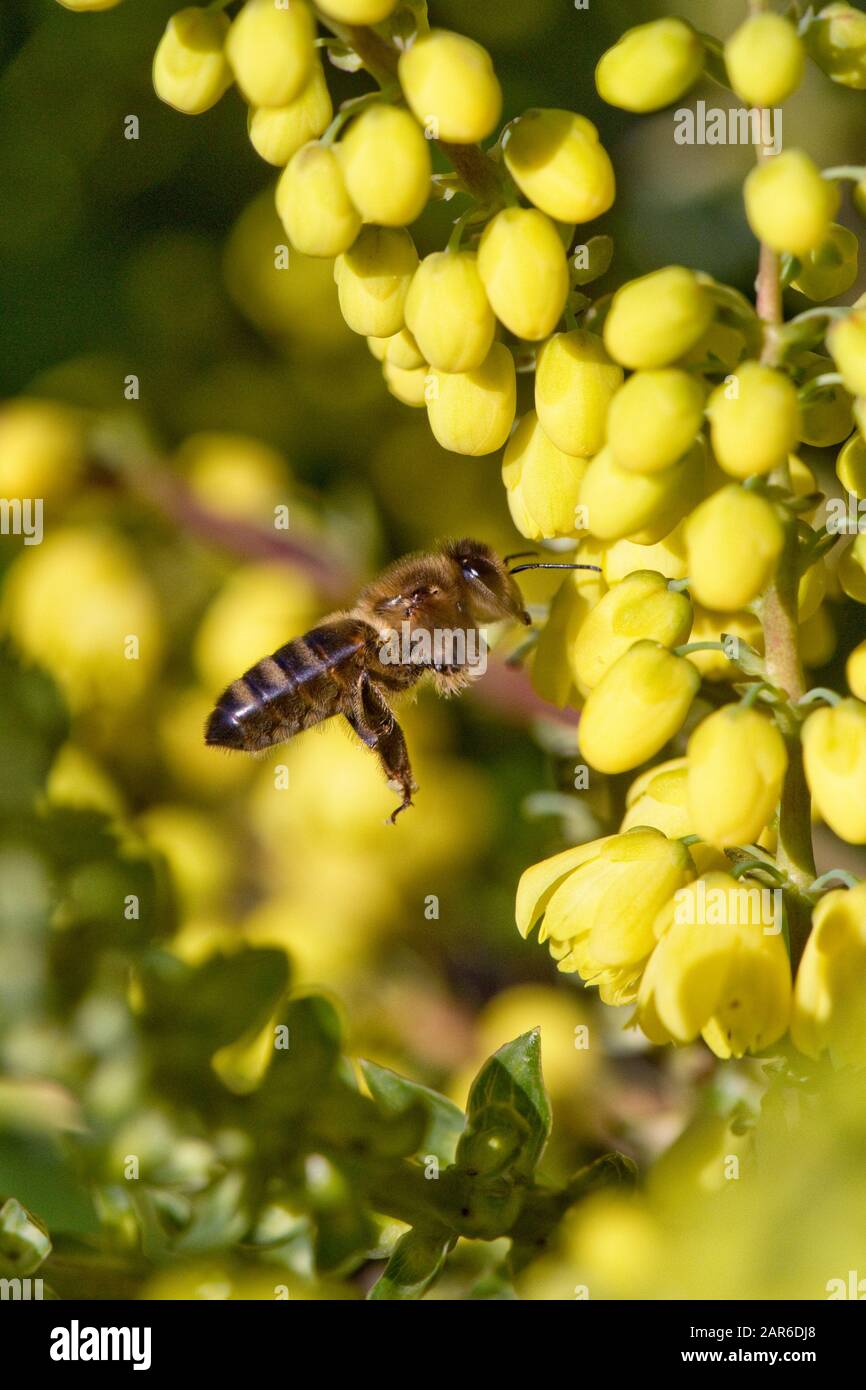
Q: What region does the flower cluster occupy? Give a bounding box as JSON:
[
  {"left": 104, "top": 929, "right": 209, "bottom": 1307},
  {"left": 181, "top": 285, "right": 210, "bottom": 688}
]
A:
[{"left": 514, "top": 10, "right": 866, "bottom": 1064}]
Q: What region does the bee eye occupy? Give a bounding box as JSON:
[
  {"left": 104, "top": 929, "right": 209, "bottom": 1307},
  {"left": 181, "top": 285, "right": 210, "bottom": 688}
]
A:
[{"left": 461, "top": 563, "right": 480, "bottom": 581}]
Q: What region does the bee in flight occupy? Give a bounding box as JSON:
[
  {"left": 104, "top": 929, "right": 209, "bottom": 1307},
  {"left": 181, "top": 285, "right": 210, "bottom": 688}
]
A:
[{"left": 205, "top": 539, "right": 599, "bottom": 822}]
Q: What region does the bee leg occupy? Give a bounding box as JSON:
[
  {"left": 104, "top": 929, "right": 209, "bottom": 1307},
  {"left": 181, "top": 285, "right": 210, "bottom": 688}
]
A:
[{"left": 346, "top": 678, "right": 416, "bottom": 822}]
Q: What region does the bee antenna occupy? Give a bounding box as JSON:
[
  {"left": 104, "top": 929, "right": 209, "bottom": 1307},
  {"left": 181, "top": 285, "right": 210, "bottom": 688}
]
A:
[
  {"left": 508, "top": 562, "right": 603, "bottom": 575},
  {"left": 503, "top": 550, "right": 538, "bottom": 564}
]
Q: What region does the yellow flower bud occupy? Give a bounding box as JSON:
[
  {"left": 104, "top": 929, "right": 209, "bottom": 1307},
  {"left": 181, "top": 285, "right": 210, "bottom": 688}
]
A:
[
  {"left": 792, "top": 882, "right": 866, "bottom": 1067},
  {"left": 724, "top": 13, "right": 804, "bottom": 106},
  {"left": 578, "top": 640, "right": 700, "bottom": 774},
  {"left": 572, "top": 569, "right": 692, "bottom": 692},
  {"left": 680, "top": 320, "right": 747, "bottom": 376},
  {"left": 247, "top": 64, "right": 332, "bottom": 166},
  {"left": 427, "top": 343, "right": 516, "bottom": 457},
  {"left": 383, "top": 360, "right": 427, "bottom": 408},
  {"left": 800, "top": 603, "right": 836, "bottom": 668},
  {"left": 798, "top": 555, "right": 827, "bottom": 623},
  {"left": 0, "top": 398, "right": 84, "bottom": 502},
  {"left": 579, "top": 441, "right": 703, "bottom": 543},
  {"left": 595, "top": 18, "right": 704, "bottom": 113},
  {"left": 828, "top": 309, "right": 866, "bottom": 396},
  {"left": 603, "top": 267, "right": 713, "bottom": 370},
  {"left": 637, "top": 872, "right": 790, "bottom": 1057},
  {"left": 316, "top": 0, "right": 396, "bottom": 21},
  {"left": 607, "top": 369, "right": 705, "bottom": 474},
  {"left": 334, "top": 226, "right": 417, "bottom": 337},
  {"left": 530, "top": 562, "right": 604, "bottom": 707},
  {"left": 798, "top": 353, "right": 853, "bottom": 447},
  {"left": 687, "top": 706, "right": 787, "bottom": 848},
  {"left": 534, "top": 329, "right": 622, "bottom": 457},
  {"left": 152, "top": 8, "right": 232, "bottom": 116},
  {"left": 501, "top": 411, "right": 586, "bottom": 541},
  {"left": 404, "top": 250, "right": 495, "bottom": 374},
  {"left": 839, "top": 535, "right": 866, "bottom": 602},
  {"left": 805, "top": 3, "right": 866, "bottom": 89},
  {"left": 708, "top": 362, "right": 801, "bottom": 479},
  {"left": 338, "top": 104, "right": 431, "bottom": 227},
  {"left": 685, "top": 605, "right": 763, "bottom": 682},
  {"left": 603, "top": 524, "right": 689, "bottom": 584},
  {"left": 226, "top": 0, "right": 314, "bottom": 108},
  {"left": 477, "top": 208, "right": 569, "bottom": 342},
  {"left": 847, "top": 638, "right": 866, "bottom": 699},
  {"left": 503, "top": 109, "right": 615, "bottom": 223},
  {"left": 177, "top": 431, "right": 290, "bottom": 523},
  {"left": 398, "top": 29, "right": 501, "bottom": 144},
  {"left": 685, "top": 485, "right": 784, "bottom": 610},
  {"left": 1, "top": 529, "right": 161, "bottom": 712},
  {"left": 791, "top": 223, "right": 859, "bottom": 302},
  {"left": 837, "top": 430, "right": 866, "bottom": 496},
  {"left": 621, "top": 759, "right": 689, "bottom": 838},
  {"left": 744, "top": 150, "right": 839, "bottom": 257},
  {"left": 518, "top": 827, "right": 693, "bottom": 1006},
  {"left": 276, "top": 142, "right": 361, "bottom": 257},
  {"left": 803, "top": 697, "right": 866, "bottom": 842},
  {"left": 380, "top": 327, "right": 424, "bottom": 370},
  {"left": 56, "top": 0, "right": 123, "bottom": 9}
]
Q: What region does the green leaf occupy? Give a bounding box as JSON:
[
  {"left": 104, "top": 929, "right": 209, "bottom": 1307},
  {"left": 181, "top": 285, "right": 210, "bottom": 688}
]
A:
[
  {"left": 368, "top": 1227, "right": 452, "bottom": 1301},
  {"left": 360, "top": 1060, "right": 465, "bottom": 1165},
  {"left": 456, "top": 1028, "right": 551, "bottom": 1182}
]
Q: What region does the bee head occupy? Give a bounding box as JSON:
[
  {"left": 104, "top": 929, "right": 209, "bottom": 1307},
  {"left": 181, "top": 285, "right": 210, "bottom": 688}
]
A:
[{"left": 446, "top": 539, "right": 533, "bottom": 626}]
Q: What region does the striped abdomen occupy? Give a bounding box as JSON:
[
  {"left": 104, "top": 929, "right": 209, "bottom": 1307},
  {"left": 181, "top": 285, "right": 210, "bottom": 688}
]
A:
[{"left": 205, "top": 619, "right": 373, "bottom": 753}]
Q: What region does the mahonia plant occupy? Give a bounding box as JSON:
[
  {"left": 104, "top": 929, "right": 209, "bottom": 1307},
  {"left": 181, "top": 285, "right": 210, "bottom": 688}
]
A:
[{"left": 58, "top": 2, "right": 866, "bottom": 1065}]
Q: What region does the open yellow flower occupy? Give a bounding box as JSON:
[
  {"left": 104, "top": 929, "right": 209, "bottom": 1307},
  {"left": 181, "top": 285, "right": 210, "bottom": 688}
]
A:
[
  {"left": 516, "top": 828, "right": 694, "bottom": 1005},
  {"left": 636, "top": 873, "right": 791, "bottom": 1058},
  {"left": 792, "top": 882, "right": 866, "bottom": 1067}
]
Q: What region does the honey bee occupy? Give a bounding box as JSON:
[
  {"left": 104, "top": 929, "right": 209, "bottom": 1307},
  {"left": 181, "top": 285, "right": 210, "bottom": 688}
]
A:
[{"left": 205, "top": 538, "right": 598, "bottom": 821}]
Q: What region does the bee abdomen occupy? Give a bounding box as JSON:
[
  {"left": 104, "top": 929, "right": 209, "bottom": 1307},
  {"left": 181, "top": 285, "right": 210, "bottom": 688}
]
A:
[{"left": 205, "top": 622, "right": 370, "bottom": 753}]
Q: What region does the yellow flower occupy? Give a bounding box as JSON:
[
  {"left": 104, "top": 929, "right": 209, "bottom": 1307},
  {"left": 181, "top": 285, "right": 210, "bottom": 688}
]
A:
[
  {"left": 684, "top": 605, "right": 763, "bottom": 682},
  {"left": 724, "top": 14, "right": 804, "bottom": 106},
  {"left": 2, "top": 528, "right": 161, "bottom": 712},
  {"left": 791, "top": 882, "right": 866, "bottom": 1067},
  {"left": 708, "top": 362, "right": 801, "bottom": 479},
  {"left": 534, "top": 329, "right": 623, "bottom": 457},
  {"left": 56, "top": 0, "right": 123, "bottom": 8},
  {"left": 0, "top": 397, "right": 84, "bottom": 502},
  {"left": 805, "top": 3, "right": 866, "bottom": 89},
  {"left": 603, "top": 267, "right": 713, "bottom": 369},
  {"left": 247, "top": 65, "right": 333, "bottom": 166},
  {"left": 501, "top": 411, "right": 586, "bottom": 541},
  {"left": 802, "top": 697, "right": 866, "bottom": 843},
  {"left": 828, "top": 309, "right": 866, "bottom": 396},
  {"left": 685, "top": 485, "right": 784, "bottom": 610},
  {"left": 836, "top": 431, "right": 866, "bottom": 496},
  {"left": 338, "top": 104, "right": 431, "bottom": 227},
  {"left": 398, "top": 29, "right": 501, "bottom": 144},
  {"left": 578, "top": 640, "right": 700, "bottom": 774},
  {"left": 334, "top": 226, "right": 418, "bottom": 338},
  {"left": 226, "top": 0, "right": 314, "bottom": 109},
  {"left": 503, "top": 110, "right": 616, "bottom": 224},
  {"left": 607, "top": 369, "right": 705, "bottom": 474},
  {"left": 374, "top": 327, "right": 424, "bottom": 370},
  {"left": 426, "top": 342, "right": 516, "bottom": 456},
  {"left": 595, "top": 18, "right": 704, "bottom": 112},
  {"left": 517, "top": 828, "right": 694, "bottom": 1005},
  {"left": 798, "top": 354, "right": 854, "bottom": 446},
  {"left": 276, "top": 142, "right": 361, "bottom": 257},
  {"left": 316, "top": 0, "right": 396, "bottom": 21},
  {"left": 530, "top": 561, "right": 605, "bottom": 707},
  {"left": 620, "top": 760, "right": 728, "bottom": 874},
  {"left": 801, "top": 603, "right": 837, "bottom": 669},
  {"left": 571, "top": 569, "right": 692, "bottom": 692},
  {"left": 744, "top": 150, "right": 839, "bottom": 257},
  {"left": 404, "top": 250, "right": 495, "bottom": 374},
  {"left": 152, "top": 8, "right": 233, "bottom": 116},
  {"left": 687, "top": 706, "right": 787, "bottom": 848},
  {"left": 636, "top": 872, "right": 791, "bottom": 1058},
  {"left": 176, "top": 430, "right": 290, "bottom": 523},
  {"left": 579, "top": 440, "right": 703, "bottom": 543},
  {"left": 383, "top": 359, "right": 428, "bottom": 407},
  {"left": 791, "top": 224, "right": 859, "bottom": 302},
  {"left": 603, "top": 525, "right": 689, "bottom": 584},
  {"left": 477, "top": 208, "right": 569, "bottom": 342},
  {"left": 847, "top": 638, "right": 866, "bottom": 699}
]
